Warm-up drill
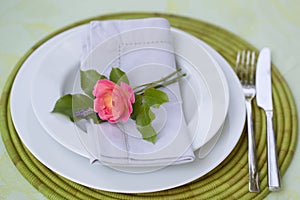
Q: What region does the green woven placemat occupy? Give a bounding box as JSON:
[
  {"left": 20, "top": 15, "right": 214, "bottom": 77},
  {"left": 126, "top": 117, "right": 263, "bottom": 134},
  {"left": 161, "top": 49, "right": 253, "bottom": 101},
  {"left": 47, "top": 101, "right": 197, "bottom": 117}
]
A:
[{"left": 0, "top": 12, "right": 298, "bottom": 200}]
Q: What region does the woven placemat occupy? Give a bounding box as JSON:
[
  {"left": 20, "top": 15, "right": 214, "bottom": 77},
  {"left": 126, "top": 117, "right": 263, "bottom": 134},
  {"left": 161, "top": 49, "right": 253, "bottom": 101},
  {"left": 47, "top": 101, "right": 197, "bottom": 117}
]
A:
[{"left": 0, "top": 12, "right": 298, "bottom": 200}]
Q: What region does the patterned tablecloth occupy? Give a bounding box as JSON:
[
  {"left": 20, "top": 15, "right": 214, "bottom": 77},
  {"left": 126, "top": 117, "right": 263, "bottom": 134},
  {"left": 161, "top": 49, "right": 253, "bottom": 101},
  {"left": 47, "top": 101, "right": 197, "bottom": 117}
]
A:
[{"left": 1, "top": 1, "right": 299, "bottom": 199}]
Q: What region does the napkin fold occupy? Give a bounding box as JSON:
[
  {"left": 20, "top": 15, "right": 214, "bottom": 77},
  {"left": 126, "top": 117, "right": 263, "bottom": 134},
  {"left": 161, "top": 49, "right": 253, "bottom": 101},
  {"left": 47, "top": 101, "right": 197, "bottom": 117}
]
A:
[{"left": 81, "top": 18, "right": 195, "bottom": 167}]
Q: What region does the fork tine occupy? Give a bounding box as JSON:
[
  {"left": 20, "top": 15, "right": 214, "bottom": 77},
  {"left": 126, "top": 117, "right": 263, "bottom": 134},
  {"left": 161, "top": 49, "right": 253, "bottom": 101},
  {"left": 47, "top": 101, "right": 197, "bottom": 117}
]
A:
[
  {"left": 236, "top": 50, "right": 246, "bottom": 83},
  {"left": 241, "top": 50, "right": 246, "bottom": 84},
  {"left": 236, "top": 51, "right": 241, "bottom": 67},
  {"left": 249, "top": 51, "right": 256, "bottom": 85},
  {"left": 246, "top": 50, "right": 251, "bottom": 85}
]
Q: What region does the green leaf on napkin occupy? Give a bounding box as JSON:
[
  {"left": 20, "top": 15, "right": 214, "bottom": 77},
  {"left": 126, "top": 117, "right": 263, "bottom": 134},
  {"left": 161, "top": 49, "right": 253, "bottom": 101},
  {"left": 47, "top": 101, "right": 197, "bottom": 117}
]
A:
[
  {"left": 130, "top": 88, "right": 169, "bottom": 144},
  {"left": 71, "top": 94, "right": 100, "bottom": 123},
  {"left": 80, "top": 70, "right": 106, "bottom": 98},
  {"left": 130, "top": 94, "right": 143, "bottom": 120},
  {"left": 52, "top": 94, "right": 100, "bottom": 123},
  {"left": 109, "top": 67, "right": 130, "bottom": 85},
  {"left": 144, "top": 88, "right": 169, "bottom": 108},
  {"left": 135, "top": 103, "right": 157, "bottom": 144}
]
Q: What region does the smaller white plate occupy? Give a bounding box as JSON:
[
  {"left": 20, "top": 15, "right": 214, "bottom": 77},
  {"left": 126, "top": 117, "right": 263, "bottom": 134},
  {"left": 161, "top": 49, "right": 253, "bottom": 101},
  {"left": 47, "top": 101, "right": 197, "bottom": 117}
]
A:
[{"left": 30, "top": 27, "right": 229, "bottom": 156}]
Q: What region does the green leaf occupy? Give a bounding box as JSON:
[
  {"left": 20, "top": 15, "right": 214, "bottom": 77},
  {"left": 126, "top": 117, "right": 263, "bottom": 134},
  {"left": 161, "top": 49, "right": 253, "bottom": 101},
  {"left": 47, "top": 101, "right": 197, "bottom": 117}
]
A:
[
  {"left": 135, "top": 103, "right": 157, "bottom": 143},
  {"left": 71, "top": 94, "right": 99, "bottom": 123},
  {"left": 80, "top": 70, "right": 106, "bottom": 98},
  {"left": 148, "top": 108, "right": 156, "bottom": 121},
  {"left": 52, "top": 94, "right": 100, "bottom": 123},
  {"left": 130, "top": 94, "right": 143, "bottom": 120},
  {"left": 109, "top": 67, "right": 129, "bottom": 85},
  {"left": 144, "top": 88, "right": 169, "bottom": 108},
  {"left": 135, "top": 104, "right": 152, "bottom": 126},
  {"left": 137, "top": 124, "right": 157, "bottom": 144},
  {"left": 52, "top": 94, "right": 74, "bottom": 121}
]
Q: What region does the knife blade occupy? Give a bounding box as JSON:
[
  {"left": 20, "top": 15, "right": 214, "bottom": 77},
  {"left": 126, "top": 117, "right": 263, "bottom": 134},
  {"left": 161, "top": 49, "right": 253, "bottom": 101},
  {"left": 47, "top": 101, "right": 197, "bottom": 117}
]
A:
[{"left": 256, "top": 47, "right": 281, "bottom": 191}]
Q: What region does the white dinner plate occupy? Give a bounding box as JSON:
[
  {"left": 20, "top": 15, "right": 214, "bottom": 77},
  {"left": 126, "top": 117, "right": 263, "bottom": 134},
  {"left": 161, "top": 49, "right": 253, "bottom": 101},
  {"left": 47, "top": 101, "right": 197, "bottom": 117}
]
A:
[
  {"left": 10, "top": 25, "right": 245, "bottom": 193},
  {"left": 30, "top": 26, "right": 229, "bottom": 156}
]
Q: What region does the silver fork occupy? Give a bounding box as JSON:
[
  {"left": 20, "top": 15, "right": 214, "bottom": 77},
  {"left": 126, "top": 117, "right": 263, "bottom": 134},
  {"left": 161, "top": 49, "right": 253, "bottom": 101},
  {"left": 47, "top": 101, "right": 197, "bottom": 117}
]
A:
[{"left": 236, "top": 50, "right": 260, "bottom": 192}]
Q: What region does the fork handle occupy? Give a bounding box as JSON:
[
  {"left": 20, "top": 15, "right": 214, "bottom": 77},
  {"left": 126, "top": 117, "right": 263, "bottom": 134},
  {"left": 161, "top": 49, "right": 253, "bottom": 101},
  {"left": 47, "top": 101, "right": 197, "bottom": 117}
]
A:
[
  {"left": 245, "top": 100, "right": 260, "bottom": 192},
  {"left": 265, "top": 110, "right": 281, "bottom": 191}
]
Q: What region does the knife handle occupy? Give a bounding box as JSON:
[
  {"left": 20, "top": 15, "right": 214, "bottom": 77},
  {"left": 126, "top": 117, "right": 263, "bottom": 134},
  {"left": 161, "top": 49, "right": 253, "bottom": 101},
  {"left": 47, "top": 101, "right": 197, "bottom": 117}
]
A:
[
  {"left": 245, "top": 100, "right": 260, "bottom": 192},
  {"left": 266, "top": 110, "right": 281, "bottom": 191}
]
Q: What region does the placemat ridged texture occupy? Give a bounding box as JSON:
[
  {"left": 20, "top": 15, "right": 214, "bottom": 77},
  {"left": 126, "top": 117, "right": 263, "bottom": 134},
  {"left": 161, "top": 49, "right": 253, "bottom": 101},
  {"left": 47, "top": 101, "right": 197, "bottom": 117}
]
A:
[{"left": 0, "top": 12, "right": 297, "bottom": 200}]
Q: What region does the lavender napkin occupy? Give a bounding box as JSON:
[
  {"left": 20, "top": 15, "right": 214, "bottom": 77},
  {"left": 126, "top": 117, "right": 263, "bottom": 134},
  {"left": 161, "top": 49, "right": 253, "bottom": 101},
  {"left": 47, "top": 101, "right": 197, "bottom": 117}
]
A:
[{"left": 81, "top": 18, "right": 195, "bottom": 167}]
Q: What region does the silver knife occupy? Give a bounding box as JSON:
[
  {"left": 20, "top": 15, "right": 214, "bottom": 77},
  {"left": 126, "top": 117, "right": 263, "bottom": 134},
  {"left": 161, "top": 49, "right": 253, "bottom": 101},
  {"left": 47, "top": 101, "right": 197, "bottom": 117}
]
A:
[{"left": 256, "top": 48, "right": 281, "bottom": 191}]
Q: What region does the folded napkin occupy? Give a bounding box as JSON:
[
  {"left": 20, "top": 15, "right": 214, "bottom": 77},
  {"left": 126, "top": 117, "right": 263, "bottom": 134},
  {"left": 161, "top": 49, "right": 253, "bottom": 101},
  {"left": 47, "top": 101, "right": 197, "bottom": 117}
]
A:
[{"left": 81, "top": 18, "right": 195, "bottom": 167}]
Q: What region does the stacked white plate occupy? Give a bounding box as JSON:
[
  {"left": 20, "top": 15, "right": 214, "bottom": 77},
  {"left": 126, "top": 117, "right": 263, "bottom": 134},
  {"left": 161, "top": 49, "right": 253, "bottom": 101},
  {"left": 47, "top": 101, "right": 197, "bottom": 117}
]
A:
[{"left": 10, "top": 25, "right": 245, "bottom": 193}]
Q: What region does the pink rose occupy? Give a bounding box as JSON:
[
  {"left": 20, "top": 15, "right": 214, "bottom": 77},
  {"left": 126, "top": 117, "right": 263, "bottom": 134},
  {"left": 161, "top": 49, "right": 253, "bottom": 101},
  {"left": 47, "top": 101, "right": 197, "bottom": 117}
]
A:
[{"left": 93, "top": 79, "right": 135, "bottom": 123}]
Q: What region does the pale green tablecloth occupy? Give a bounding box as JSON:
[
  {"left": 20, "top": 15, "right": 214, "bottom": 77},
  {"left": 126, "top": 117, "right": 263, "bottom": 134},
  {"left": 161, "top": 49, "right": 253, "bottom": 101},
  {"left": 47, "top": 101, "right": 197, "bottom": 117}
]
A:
[{"left": 1, "top": 0, "right": 299, "bottom": 199}]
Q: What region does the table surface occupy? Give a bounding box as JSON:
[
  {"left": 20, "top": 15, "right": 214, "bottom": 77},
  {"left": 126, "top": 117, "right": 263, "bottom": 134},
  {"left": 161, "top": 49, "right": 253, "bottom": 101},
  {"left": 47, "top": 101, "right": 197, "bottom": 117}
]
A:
[{"left": 0, "top": 0, "right": 299, "bottom": 199}]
